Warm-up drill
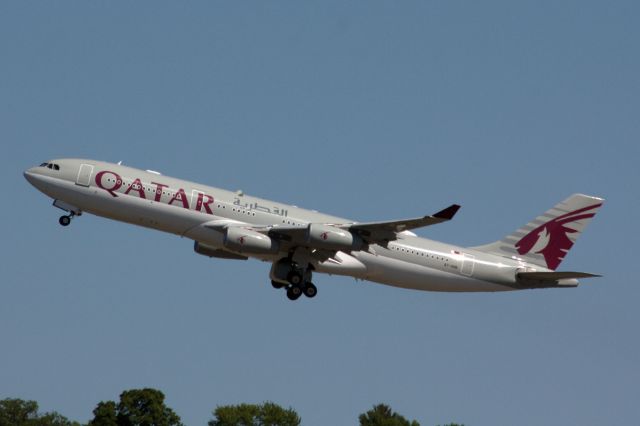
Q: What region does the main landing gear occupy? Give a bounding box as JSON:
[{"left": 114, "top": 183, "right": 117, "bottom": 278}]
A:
[
  {"left": 270, "top": 258, "right": 318, "bottom": 301},
  {"left": 285, "top": 281, "right": 317, "bottom": 301}
]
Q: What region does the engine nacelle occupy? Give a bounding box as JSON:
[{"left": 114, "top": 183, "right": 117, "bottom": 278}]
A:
[
  {"left": 194, "top": 241, "right": 248, "bottom": 260},
  {"left": 306, "top": 224, "right": 363, "bottom": 251},
  {"left": 223, "top": 227, "right": 280, "bottom": 254}
]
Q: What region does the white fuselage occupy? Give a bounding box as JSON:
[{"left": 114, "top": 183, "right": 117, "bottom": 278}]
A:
[{"left": 24, "top": 159, "right": 541, "bottom": 293}]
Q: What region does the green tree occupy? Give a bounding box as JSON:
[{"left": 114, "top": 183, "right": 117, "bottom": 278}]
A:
[
  {"left": 117, "top": 388, "right": 183, "bottom": 426},
  {"left": 88, "top": 401, "right": 117, "bottom": 426},
  {"left": 209, "top": 402, "right": 301, "bottom": 426},
  {"left": 359, "top": 404, "right": 420, "bottom": 426},
  {"left": 87, "top": 389, "right": 183, "bottom": 426},
  {"left": 0, "top": 398, "right": 79, "bottom": 426},
  {"left": 0, "top": 399, "right": 38, "bottom": 426},
  {"left": 35, "top": 412, "right": 81, "bottom": 426}
]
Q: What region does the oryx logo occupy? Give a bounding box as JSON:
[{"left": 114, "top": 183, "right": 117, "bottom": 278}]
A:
[
  {"left": 238, "top": 236, "right": 245, "bottom": 245},
  {"left": 515, "top": 203, "right": 601, "bottom": 270},
  {"left": 320, "top": 232, "right": 329, "bottom": 241}
]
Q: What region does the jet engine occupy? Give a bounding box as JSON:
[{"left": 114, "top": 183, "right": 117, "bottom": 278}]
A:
[
  {"left": 223, "top": 227, "right": 280, "bottom": 254},
  {"left": 306, "top": 224, "right": 363, "bottom": 251}
]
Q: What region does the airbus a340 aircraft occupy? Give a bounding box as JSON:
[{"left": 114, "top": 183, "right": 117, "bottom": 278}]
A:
[{"left": 25, "top": 159, "right": 603, "bottom": 300}]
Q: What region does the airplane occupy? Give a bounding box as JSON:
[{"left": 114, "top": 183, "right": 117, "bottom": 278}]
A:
[{"left": 24, "top": 159, "right": 604, "bottom": 301}]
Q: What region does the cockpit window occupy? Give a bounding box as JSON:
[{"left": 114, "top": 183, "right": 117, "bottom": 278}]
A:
[{"left": 41, "top": 162, "right": 60, "bottom": 170}]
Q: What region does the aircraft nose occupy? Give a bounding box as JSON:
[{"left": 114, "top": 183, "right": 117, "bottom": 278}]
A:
[{"left": 24, "top": 167, "right": 40, "bottom": 186}]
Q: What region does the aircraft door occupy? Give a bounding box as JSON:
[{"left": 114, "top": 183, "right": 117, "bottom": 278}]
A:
[
  {"left": 460, "top": 253, "right": 475, "bottom": 276},
  {"left": 76, "top": 164, "right": 94, "bottom": 187}
]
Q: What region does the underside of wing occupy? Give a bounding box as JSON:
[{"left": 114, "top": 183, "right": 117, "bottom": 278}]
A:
[{"left": 266, "top": 225, "right": 308, "bottom": 242}]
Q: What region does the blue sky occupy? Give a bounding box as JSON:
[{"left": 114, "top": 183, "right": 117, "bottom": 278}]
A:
[{"left": 1, "top": 1, "right": 638, "bottom": 425}]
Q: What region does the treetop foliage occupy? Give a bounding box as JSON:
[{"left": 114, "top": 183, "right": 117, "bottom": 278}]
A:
[
  {"left": 2, "top": 391, "right": 464, "bottom": 425},
  {"left": 208, "top": 401, "right": 301, "bottom": 426},
  {"left": 359, "top": 403, "right": 420, "bottom": 426},
  {"left": 0, "top": 398, "right": 80, "bottom": 426},
  {"left": 87, "top": 388, "right": 183, "bottom": 426}
]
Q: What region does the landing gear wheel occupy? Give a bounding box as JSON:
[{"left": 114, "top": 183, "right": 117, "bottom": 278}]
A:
[
  {"left": 303, "top": 282, "right": 317, "bottom": 298},
  {"left": 59, "top": 215, "right": 71, "bottom": 226},
  {"left": 287, "top": 270, "right": 303, "bottom": 286},
  {"left": 286, "top": 285, "right": 303, "bottom": 301},
  {"left": 271, "top": 280, "right": 286, "bottom": 289}
]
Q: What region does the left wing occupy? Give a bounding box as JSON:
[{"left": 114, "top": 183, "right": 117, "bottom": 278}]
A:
[
  {"left": 202, "top": 204, "right": 460, "bottom": 252},
  {"left": 262, "top": 203, "right": 460, "bottom": 246},
  {"left": 346, "top": 204, "right": 460, "bottom": 243}
]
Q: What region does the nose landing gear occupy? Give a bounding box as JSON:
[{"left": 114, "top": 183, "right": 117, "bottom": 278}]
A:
[{"left": 53, "top": 200, "right": 81, "bottom": 227}]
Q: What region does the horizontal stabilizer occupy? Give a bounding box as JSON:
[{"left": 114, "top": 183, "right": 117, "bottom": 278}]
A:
[
  {"left": 516, "top": 271, "right": 601, "bottom": 281},
  {"left": 515, "top": 270, "right": 600, "bottom": 289}
]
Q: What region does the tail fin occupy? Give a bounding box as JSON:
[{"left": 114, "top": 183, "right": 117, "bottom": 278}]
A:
[{"left": 473, "top": 194, "right": 604, "bottom": 270}]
